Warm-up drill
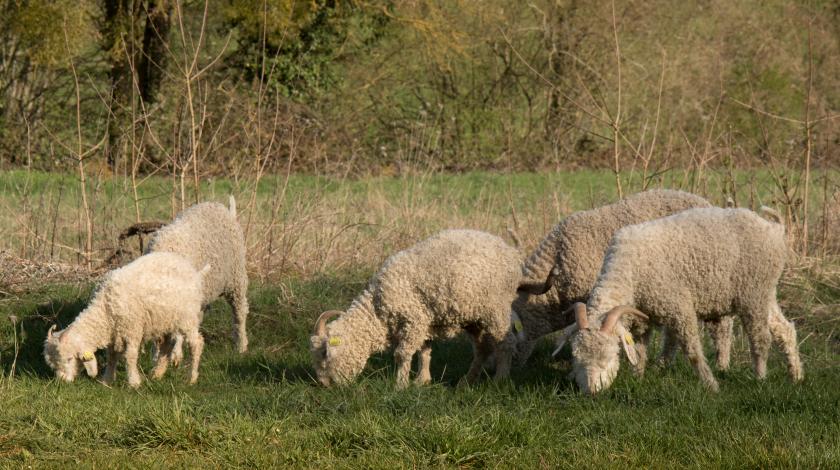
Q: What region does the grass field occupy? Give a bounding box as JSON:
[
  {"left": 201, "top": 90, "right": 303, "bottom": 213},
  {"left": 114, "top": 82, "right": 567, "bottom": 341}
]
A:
[
  {"left": 1, "top": 171, "right": 839, "bottom": 467},
  {"left": 2, "top": 167, "right": 834, "bottom": 279}
]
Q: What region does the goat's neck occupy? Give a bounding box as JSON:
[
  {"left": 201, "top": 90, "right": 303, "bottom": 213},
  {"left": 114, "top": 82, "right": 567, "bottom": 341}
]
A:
[
  {"left": 64, "top": 301, "right": 113, "bottom": 353},
  {"left": 342, "top": 289, "right": 389, "bottom": 355}
]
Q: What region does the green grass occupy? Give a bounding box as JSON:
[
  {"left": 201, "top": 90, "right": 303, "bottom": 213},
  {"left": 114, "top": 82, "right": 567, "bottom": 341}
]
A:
[
  {"left": 1, "top": 170, "right": 839, "bottom": 467},
  {"left": 0, "top": 166, "right": 826, "bottom": 214},
  {"left": 3, "top": 167, "right": 833, "bottom": 274},
  {"left": 1, "top": 274, "right": 838, "bottom": 468}
]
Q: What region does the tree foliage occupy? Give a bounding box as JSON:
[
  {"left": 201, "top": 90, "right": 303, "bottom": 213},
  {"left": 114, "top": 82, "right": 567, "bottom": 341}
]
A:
[
  {"left": 1, "top": 0, "right": 839, "bottom": 173},
  {"left": 224, "top": 0, "right": 390, "bottom": 100},
  {"left": 0, "top": 0, "right": 97, "bottom": 164}
]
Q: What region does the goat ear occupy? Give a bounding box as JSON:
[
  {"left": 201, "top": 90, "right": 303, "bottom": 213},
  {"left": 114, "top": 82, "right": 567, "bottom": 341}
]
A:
[
  {"left": 510, "top": 310, "right": 526, "bottom": 342},
  {"left": 617, "top": 327, "right": 639, "bottom": 366},
  {"left": 80, "top": 352, "right": 98, "bottom": 377},
  {"left": 325, "top": 337, "right": 342, "bottom": 360},
  {"left": 551, "top": 324, "right": 580, "bottom": 358}
]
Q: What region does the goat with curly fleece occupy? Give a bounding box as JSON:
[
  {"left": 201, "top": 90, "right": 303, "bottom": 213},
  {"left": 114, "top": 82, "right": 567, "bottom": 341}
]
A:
[
  {"left": 311, "top": 229, "right": 522, "bottom": 388},
  {"left": 513, "top": 189, "right": 734, "bottom": 367},
  {"left": 563, "top": 207, "right": 803, "bottom": 394},
  {"left": 146, "top": 196, "right": 249, "bottom": 358},
  {"left": 43, "top": 252, "right": 209, "bottom": 387}
]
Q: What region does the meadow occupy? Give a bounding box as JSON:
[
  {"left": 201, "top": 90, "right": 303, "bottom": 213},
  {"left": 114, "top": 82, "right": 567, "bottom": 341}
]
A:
[{"left": 0, "top": 170, "right": 839, "bottom": 468}]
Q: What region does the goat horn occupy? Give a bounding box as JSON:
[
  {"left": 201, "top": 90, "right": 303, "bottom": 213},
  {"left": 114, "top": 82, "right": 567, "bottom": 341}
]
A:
[
  {"left": 600, "top": 306, "right": 649, "bottom": 334},
  {"left": 517, "top": 266, "right": 558, "bottom": 296},
  {"left": 47, "top": 324, "right": 57, "bottom": 340},
  {"left": 573, "top": 302, "right": 589, "bottom": 329},
  {"left": 314, "top": 310, "right": 342, "bottom": 336}
]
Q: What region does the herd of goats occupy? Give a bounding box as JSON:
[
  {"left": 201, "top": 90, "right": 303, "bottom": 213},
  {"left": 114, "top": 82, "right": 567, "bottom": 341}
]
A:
[{"left": 42, "top": 189, "right": 804, "bottom": 394}]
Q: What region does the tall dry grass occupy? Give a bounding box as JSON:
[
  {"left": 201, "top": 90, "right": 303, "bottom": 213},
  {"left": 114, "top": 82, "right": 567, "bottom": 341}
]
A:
[
  {"left": 1, "top": 0, "right": 839, "bottom": 293},
  {"left": 2, "top": 167, "right": 840, "bottom": 284}
]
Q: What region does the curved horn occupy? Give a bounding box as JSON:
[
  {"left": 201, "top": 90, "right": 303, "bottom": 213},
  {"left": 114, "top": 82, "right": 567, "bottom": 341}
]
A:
[
  {"left": 47, "top": 324, "right": 57, "bottom": 340},
  {"left": 573, "top": 302, "right": 589, "bottom": 330},
  {"left": 600, "top": 306, "right": 649, "bottom": 334},
  {"left": 314, "top": 310, "right": 342, "bottom": 336},
  {"left": 517, "top": 266, "right": 558, "bottom": 296}
]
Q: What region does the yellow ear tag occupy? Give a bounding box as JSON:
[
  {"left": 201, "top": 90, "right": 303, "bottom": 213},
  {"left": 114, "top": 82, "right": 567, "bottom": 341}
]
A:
[
  {"left": 624, "top": 333, "right": 634, "bottom": 345},
  {"left": 513, "top": 320, "right": 523, "bottom": 332},
  {"left": 82, "top": 351, "right": 94, "bottom": 361},
  {"left": 328, "top": 337, "right": 341, "bottom": 347}
]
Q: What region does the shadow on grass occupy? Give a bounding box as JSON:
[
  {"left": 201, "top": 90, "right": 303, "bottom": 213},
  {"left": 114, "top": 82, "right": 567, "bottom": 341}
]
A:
[
  {"left": 219, "top": 348, "right": 403, "bottom": 386},
  {"left": 3, "top": 293, "right": 89, "bottom": 377},
  {"left": 220, "top": 353, "right": 319, "bottom": 385},
  {"left": 510, "top": 345, "right": 577, "bottom": 389},
  {"left": 422, "top": 336, "right": 575, "bottom": 390},
  {"left": 219, "top": 332, "right": 575, "bottom": 392}
]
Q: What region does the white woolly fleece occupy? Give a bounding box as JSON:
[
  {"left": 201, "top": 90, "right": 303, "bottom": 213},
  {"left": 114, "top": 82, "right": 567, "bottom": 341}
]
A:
[
  {"left": 573, "top": 207, "right": 803, "bottom": 393},
  {"left": 146, "top": 197, "right": 249, "bottom": 353},
  {"left": 513, "top": 189, "right": 713, "bottom": 364},
  {"left": 311, "top": 229, "right": 522, "bottom": 388},
  {"left": 43, "top": 252, "right": 208, "bottom": 387}
]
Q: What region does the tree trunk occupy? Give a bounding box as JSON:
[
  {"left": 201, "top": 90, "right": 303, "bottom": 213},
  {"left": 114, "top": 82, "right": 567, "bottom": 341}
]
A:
[
  {"left": 102, "top": 0, "right": 171, "bottom": 173},
  {"left": 103, "top": 0, "right": 136, "bottom": 171},
  {"left": 137, "top": 0, "right": 172, "bottom": 169},
  {"left": 138, "top": 0, "right": 172, "bottom": 105}
]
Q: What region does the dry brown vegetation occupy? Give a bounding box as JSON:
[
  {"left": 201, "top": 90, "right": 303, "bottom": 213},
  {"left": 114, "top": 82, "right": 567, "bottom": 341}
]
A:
[{"left": 1, "top": 0, "right": 839, "bottom": 286}]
